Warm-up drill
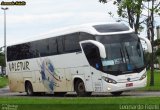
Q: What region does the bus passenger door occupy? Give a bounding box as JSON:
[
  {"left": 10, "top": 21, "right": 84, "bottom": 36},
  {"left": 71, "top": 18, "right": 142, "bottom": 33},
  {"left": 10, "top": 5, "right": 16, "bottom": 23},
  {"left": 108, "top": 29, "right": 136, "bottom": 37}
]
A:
[{"left": 80, "top": 42, "right": 103, "bottom": 92}]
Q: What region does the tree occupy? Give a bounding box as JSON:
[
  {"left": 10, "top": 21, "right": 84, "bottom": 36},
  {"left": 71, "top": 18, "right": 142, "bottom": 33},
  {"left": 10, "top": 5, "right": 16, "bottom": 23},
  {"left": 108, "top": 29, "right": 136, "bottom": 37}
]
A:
[
  {"left": 99, "top": 0, "right": 146, "bottom": 34},
  {"left": 154, "top": 39, "right": 160, "bottom": 68},
  {"left": 99, "top": 0, "right": 160, "bottom": 86},
  {"left": 153, "top": 39, "right": 160, "bottom": 57},
  {"left": 149, "top": 0, "right": 160, "bottom": 86},
  {"left": 0, "top": 53, "right": 5, "bottom": 66}
]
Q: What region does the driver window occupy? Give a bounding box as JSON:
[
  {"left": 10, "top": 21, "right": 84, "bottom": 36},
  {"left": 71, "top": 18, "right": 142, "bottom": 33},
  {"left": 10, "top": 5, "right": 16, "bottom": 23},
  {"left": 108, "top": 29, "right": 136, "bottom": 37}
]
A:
[{"left": 82, "top": 43, "right": 102, "bottom": 70}]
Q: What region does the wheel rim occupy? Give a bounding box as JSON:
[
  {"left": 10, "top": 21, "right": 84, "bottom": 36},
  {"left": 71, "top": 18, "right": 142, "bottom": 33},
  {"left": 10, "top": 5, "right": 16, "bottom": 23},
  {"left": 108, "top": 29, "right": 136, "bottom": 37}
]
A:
[
  {"left": 78, "top": 82, "right": 85, "bottom": 92},
  {"left": 27, "top": 85, "right": 32, "bottom": 95}
]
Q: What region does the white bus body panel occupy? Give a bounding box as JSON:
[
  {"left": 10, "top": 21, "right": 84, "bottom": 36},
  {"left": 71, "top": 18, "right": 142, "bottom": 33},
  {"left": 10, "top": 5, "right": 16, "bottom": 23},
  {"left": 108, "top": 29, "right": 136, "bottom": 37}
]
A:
[{"left": 7, "top": 52, "right": 95, "bottom": 93}]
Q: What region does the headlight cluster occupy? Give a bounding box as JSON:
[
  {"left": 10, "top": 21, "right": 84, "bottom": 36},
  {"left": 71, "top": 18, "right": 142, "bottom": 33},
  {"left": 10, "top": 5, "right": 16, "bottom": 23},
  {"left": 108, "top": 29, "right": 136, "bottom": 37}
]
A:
[
  {"left": 102, "top": 76, "right": 117, "bottom": 84},
  {"left": 140, "top": 72, "right": 147, "bottom": 80}
]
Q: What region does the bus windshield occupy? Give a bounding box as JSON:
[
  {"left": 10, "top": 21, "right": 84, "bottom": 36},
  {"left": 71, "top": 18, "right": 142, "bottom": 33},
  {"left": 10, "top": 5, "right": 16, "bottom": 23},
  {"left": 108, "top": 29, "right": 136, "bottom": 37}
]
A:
[{"left": 96, "top": 33, "right": 145, "bottom": 76}]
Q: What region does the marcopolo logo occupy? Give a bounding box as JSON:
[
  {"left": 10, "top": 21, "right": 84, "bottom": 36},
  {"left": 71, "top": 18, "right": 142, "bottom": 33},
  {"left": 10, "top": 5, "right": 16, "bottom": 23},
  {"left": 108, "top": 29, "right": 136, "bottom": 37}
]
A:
[
  {"left": 127, "top": 78, "right": 131, "bottom": 82},
  {"left": 1, "top": 1, "right": 26, "bottom": 6}
]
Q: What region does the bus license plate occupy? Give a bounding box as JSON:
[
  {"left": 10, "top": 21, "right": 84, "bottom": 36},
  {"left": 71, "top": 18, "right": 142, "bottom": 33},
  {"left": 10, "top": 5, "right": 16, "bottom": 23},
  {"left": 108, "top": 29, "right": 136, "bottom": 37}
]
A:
[{"left": 126, "top": 83, "right": 133, "bottom": 87}]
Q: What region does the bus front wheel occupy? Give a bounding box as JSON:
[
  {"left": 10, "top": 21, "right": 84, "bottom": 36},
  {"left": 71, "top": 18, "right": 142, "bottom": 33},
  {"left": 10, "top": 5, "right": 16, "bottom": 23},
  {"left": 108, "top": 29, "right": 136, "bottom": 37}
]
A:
[
  {"left": 75, "top": 79, "right": 91, "bottom": 97},
  {"left": 111, "top": 91, "right": 123, "bottom": 96},
  {"left": 25, "top": 82, "right": 34, "bottom": 96}
]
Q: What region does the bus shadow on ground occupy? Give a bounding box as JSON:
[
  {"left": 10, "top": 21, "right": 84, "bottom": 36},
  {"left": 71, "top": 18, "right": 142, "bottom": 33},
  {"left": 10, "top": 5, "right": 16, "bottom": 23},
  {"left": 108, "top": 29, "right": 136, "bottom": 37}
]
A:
[{"left": 13, "top": 92, "right": 132, "bottom": 98}]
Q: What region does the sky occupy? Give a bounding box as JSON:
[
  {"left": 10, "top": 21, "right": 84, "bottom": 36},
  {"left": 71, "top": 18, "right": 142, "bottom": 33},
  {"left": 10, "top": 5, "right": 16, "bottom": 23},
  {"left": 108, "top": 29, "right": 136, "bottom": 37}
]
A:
[{"left": 0, "top": 0, "right": 160, "bottom": 48}]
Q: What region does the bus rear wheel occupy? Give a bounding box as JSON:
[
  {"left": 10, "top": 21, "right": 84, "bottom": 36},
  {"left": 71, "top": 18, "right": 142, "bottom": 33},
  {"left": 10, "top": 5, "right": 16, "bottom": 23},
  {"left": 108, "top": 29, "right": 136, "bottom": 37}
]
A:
[
  {"left": 75, "top": 79, "right": 91, "bottom": 97},
  {"left": 25, "top": 82, "right": 34, "bottom": 96},
  {"left": 111, "top": 91, "right": 123, "bottom": 96}
]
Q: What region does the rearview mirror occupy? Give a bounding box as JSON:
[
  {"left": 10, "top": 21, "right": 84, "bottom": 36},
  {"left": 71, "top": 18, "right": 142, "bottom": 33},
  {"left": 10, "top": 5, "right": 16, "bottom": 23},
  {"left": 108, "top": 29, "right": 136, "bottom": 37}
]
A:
[{"left": 139, "top": 36, "right": 152, "bottom": 53}]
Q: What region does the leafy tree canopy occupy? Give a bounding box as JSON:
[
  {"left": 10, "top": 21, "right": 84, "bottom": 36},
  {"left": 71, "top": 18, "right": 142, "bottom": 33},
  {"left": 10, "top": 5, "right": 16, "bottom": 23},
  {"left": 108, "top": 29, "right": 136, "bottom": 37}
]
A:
[{"left": 99, "top": 0, "right": 160, "bottom": 34}]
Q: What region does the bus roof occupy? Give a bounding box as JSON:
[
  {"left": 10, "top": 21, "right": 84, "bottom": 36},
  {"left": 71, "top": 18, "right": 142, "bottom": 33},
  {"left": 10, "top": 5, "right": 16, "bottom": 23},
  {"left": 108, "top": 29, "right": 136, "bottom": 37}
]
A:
[{"left": 8, "top": 22, "right": 134, "bottom": 46}]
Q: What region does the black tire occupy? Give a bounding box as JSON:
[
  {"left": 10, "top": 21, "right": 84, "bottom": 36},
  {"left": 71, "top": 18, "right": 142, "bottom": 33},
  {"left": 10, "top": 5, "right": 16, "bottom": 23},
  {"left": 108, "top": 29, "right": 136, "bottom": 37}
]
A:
[
  {"left": 34, "top": 92, "right": 46, "bottom": 96},
  {"left": 111, "top": 91, "right": 123, "bottom": 96},
  {"left": 75, "top": 79, "right": 91, "bottom": 97},
  {"left": 86, "top": 92, "right": 92, "bottom": 96},
  {"left": 25, "top": 82, "right": 34, "bottom": 96},
  {"left": 54, "top": 92, "right": 66, "bottom": 96}
]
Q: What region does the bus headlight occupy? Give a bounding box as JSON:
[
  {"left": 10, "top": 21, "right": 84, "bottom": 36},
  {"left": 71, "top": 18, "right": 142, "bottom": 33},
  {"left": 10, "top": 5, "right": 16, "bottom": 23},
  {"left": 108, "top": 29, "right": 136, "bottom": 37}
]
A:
[
  {"left": 102, "top": 76, "right": 117, "bottom": 84},
  {"left": 140, "top": 73, "right": 147, "bottom": 80}
]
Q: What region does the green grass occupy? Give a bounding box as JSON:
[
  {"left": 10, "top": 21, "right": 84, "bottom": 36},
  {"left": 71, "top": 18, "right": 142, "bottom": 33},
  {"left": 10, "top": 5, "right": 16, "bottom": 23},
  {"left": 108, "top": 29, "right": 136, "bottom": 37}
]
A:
[
  {"left": 0, "top": 97, "right": 160, "bottom": 110},
  {"left": 141, "top": 70, "right": 160, "bottom": 91},
  {"left": 0, "top": 97, "right": 160, "bottom": 104},
  {"left": 0, "top": 76, "right": 8, "bottom": 88}
]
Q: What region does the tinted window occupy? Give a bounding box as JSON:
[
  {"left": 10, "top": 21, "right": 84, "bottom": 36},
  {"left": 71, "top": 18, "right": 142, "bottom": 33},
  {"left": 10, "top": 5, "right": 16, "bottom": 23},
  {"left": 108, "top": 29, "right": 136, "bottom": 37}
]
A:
[
  {"left": 7, "top": 45, "right": 17, "bottom": 61},
  {"left": 20, "top": 43, "right": 31, "bottom": 59},
  {"left": 7, "top": 43, "right": 31, "bottom": 61},
  {"left": 7, "top": 32, "right": 95, "bottom": 61},
  {"left": 64, "top": 33, "right": 81, "bottom": 52},
  {"left": 57, "top": 36, "right": 64, "bottom": 54},
  {"left": 79, "top": 32, "right": 95, "bottom": 41},
  {"left": 29, "top": 41, "right": 39, "bottom": 58},
  {"left": 36, "top": 39, "right": 49, "bottom": 57},
  {"left": 93, "top": 24, "right": 129, "bottom": 33},
  {"left": 48, "top": 38, "right": 58, "bottom": 55},
  {"left": 7, "top": 37, "right": 59, "bottom": 61}
]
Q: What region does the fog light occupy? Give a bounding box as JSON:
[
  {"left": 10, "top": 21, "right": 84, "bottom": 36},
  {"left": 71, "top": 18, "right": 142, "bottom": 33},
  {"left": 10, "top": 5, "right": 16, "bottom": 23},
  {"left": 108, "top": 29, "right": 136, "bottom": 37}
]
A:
[{"left": 107, "top": 87, "right": 111, "bottom": 90}]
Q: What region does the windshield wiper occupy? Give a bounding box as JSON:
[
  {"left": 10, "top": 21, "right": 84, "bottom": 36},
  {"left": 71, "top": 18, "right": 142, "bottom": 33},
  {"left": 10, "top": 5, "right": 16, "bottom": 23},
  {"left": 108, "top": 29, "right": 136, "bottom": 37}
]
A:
[
  {"left": 120, "top": 48, "right": 124, "bottom": 63},
  {"left": 124, "top": 46, "right": 138, "bottom": 69},
  {"left": 124, "top": 46, "right": 130, "bottom": 63}
]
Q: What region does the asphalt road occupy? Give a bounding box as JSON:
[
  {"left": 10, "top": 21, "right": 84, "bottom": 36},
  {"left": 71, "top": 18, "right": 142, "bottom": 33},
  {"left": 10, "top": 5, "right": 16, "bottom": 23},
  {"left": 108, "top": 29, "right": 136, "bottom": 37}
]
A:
[{"left": 0, "top": 86, "right": 160, "bottom": 97}]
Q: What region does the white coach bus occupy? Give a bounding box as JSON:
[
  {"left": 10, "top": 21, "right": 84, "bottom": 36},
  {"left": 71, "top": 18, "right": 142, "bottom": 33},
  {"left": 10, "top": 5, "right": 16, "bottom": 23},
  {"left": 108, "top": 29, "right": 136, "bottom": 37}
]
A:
[{"left": 7, "top": 22, "right": 152, "bottom": 96}]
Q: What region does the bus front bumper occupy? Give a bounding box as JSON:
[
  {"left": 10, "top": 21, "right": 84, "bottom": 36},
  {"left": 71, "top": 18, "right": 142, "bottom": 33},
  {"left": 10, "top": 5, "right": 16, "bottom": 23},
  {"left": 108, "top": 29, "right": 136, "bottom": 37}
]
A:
[{"left": 102, "top": 77, "right": 147, "bottom": 92}]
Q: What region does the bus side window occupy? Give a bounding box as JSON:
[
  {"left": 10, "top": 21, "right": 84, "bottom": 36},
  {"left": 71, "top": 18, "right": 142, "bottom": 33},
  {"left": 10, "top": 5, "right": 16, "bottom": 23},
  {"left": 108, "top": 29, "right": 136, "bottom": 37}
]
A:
[
  {"left": 57, "top": 36, "right": 64, "bottom": 54},
  {"left": 30, "top": 41, "right": 39, "bottom": 58},
  {"left": 34, "top": 40, "right": 49, "bottom": 57},
  {"left": 79, "top": 32, "right": 95, "bottom": 41},
  {"left": 64, "top": 33, "right": 81, "bottom": 53},
  {"left": 48, "top": 37, "right": 58, "bottom": 55}
]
